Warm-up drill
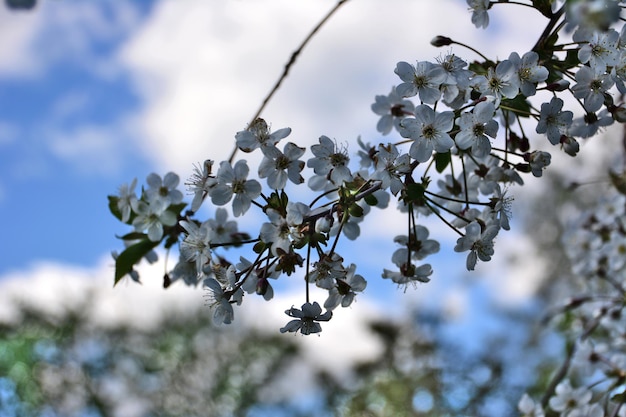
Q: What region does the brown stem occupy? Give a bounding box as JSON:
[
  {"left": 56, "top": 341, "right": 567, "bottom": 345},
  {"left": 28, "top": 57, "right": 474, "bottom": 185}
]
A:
[{"left": 228, "top": 0, "right": 352, "bottom": 164}]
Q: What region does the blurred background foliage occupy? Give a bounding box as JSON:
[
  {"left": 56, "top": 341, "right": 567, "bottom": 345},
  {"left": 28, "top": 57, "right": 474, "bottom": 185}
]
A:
[
  {"left": 0, "top": 295, "right": 544, "bottom": 417},
  {"left": 0, "top": 277, "right": 565, "bottom": 417}
]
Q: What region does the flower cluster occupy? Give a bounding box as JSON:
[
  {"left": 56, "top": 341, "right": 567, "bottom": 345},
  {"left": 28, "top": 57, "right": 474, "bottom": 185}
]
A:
[
  {"left": 517, "top": 181, "right": 626, "bottom": 416},
  {"left": 108, "top": 0, "right": 626, "bottom": 339}
]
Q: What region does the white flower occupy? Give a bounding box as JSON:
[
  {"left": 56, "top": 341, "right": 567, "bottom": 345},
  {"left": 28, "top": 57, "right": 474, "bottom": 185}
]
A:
[
  {"left": 575, "top": 28, "right": 619, "bottom": 73},
  {"left": 116, "top": 178, "right": 137, "bottom": 223},
  {"left": 536, "top": 97, "right": 574, "bottom": 145},
  {"left": 168, "top": 255, "right": 200, "bottom": 286},
  {"left": 210, "top": 160, "right": 262, "bottom": 217},
  {"left": 567, "top": 404, "right": 604, "bottom": 417},
  {"left": 307, "top": 135, "right": 352, "bottom": 188},
  {"left": 185, "top": 160, "right": 215, "bottom": 212},
  {"left": 569, "top": 110, "right": 613, "bottom": 138},
  {"left": 260, "top": 209, "right": 292, "bottom": 256},
  {"left": 454, "top": 221, "right": 499, "bottom": 270},
  {"left": 206, "top": 208, "right": 238, "bottom": 245},
  {"left": 258, "top": 142, "right": 305, "bottom": 190},
  {"left": 611, "top": 50, "right": 626, "bottom": 93},
  {"left": 572, "top": 66, "right": 614, "bottom": 112},
  {"left": 566, "top": 0, "right": 621, "bottom": 32},
  {"left": 394, "top": 61, "right": 446, "bottom": 103},
  {"left": 603, "top": 229, "right": 626, "bottom": 272},
  {"left": 455, "top": 100, "right": 498, "bottom": 158},
  {"left": 593, "top": 188, "right": 625, "bottom": 225},
  {"left": 235, "top": 117, "right": 291, "bottom": 153},
  {"left": 238, "top": 256, "right": 279, "bottom": 301},
  {"left": 490, "top": 185, "right": 513, "bottom": 231},
  {"left": 371, "top": 86, "right": 415, "bottom": 135},
  {"left": 437, "top": 52, "right": 472, "bottom": 89},
  {"left": 371, "top": 144, "right": 411, "bottom": 195},
  {"left": 526, "top": 151, "right": 551, "bottom": 177},
  {"left": 391, "top": 226, "right": 440, "bottom": 266},
  {"left": 382, "top": 263, "right": 433, "bottom": 288},
  {"left": 563, "top": 226, "right": 603, "bottom": 276},
  {"left": 508, "top": 51, "right": 549, "bottom": 97},
  {"left": 315, "top": 216, "right": 332, "bottom": 233},
  {"left": 356, "top": 136, "right": 376, "bottom": 169},
  {"left": 548, "top": 380, "right": 592, "bottom": 412},
  {"left": 437, "top": 53, "right": 473, "bottom": 108},
  {"left": 323, "top": 263, "right": 367, "bottom": 310},
  {"left": 204, "top": 277, "right": 237, "bottom": 325},
  {"left": 286, "top": 201, "right": 311, "bottom": 226},
  {"left": 399, "top": 105, "right": 454, "bottom": 163},
  {"left": 179, "top": 219, "right": 212, "bottom": 273},
  {"left": 144, "top": 172, "right": 184, "bottom": 209},
  {"left": 518, "top": 393, "right": 544, "bottom": 417},
  {"left": 467, "top": 0, "right": 490, "bottom": 29},
  {"left": 473, "top": 60, "right": 519, "bottom": 106},
  {"left": 131, "top": 199, "right": 177, "bottom": 242},
  {"left": 308, "top": 253, "right": 345, "bottom": 289},
  {"left": 280, "top": 301, "right": 333, "bottom": 335}
]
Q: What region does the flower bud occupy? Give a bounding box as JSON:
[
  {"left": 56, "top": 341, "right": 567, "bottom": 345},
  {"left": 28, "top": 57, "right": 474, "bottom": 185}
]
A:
[
  {"left": 611, "top": 106, "right": 626, "bottom": 123},
  {"left": 315, "top": 216, "right": 332, "bottom": 233},
  {"left": 545, "top": 79, "right": 569, "bottom": 91},
  {"left": 560, "top": 136, "right": 579, "bottom": 157},
  {"left": 431, "top": 36, "right": 452, "bottom": 47},
  {"left": 256, "top": 277, "right": 269, "bottom": 296}
]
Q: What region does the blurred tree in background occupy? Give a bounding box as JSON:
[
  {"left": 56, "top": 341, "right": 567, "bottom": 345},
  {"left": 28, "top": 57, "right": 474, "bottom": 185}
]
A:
[{"left": 0, "top": 296, "right": 300, "bottom": 417}]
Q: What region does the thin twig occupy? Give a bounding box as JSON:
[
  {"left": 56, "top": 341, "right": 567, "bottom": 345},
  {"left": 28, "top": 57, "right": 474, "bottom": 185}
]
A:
[{"left": 228, "top": 0, "right": 352, "bottom": 164}]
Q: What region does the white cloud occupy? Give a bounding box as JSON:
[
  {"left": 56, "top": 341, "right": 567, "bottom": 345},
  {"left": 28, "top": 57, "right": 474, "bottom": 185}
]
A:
[
  {"left": 0, "top": 6, "right": 42, "bottom": 77},
  {"left": 118, "top": 0, "right": 546, "bottom": 176},
  {"left": 0, "top": 2, "right": 141, "bottom": 79},
  {"left": 47, "top": 124, "right": 130, "bottom": 176}
]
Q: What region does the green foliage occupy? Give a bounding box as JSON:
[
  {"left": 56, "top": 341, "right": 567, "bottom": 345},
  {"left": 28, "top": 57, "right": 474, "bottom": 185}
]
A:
[
  {"left": 107, "top": 195, "right": 124, "bottom": 223},
  {"left": 435, "top": 151, "right": 451, "bottom": 173},
  {"left": 114, "top": 238, "right": 159, "bottom": 285},
  {"left": 501, "top": 95, "right": 532, "bottom": 118},
  {"left": 0, "top": 298, "right": 301, "bottom": 417}
]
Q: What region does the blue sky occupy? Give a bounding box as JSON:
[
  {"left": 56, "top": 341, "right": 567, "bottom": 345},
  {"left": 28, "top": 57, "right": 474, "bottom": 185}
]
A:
[{"left": 0, "top": 2, "right": 157, "bottom": 273}]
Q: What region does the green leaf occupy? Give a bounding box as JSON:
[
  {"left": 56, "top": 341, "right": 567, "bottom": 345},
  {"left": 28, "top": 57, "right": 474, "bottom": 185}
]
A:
[
  {"left": 168, "top": 202, "right": 187, "bottom": 216},
  {"left": 468, "top": 60, "right": 496, "bottom": 76},
  {"left": 402, "top": 183, "right": 426, "bottom": 206},
  {"left": 611, "top": 392, "right": 626, "bottom": 404},
  {"left": 536, "top": 31, "right": 559, "bottom": 65},
  {"left": 163, "top": 232, "right": 179, "bottom": 249},
  {"left": 108, "top": 196, "right": 123, "bottom": 222},
  {"left": 348, "top": 204, "right": 364, "bottom": 218},
  {"left": 253, "top": 241, "right": 267, "bottom": 254},
  {"left": 562, "top": 49, "right": 580, "bottom": 72},
  {"left": 609, "top": 170, "right": 626, "bottom": 195},
  {"left": 364, "top": 193, "right": 378, "bottom": 206},
  {"left": 435, "top": 152, "right": 451, "bottom": 173},
  {"left": 114, "top": 239, "right": 160, "bottom": 286},
  {"left": 500, "top": 95, "right": 531, "bottom": 118},
  {"left": 117, "top": 231, "right": 148, "bottom": 241}
]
